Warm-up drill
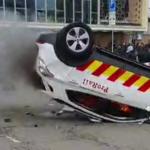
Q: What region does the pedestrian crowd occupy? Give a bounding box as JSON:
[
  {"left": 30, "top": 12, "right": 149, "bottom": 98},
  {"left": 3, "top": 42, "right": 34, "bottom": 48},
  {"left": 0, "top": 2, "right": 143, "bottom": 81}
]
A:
[{"left": 112, "top": 42, "right": 150, "bottom": 63}]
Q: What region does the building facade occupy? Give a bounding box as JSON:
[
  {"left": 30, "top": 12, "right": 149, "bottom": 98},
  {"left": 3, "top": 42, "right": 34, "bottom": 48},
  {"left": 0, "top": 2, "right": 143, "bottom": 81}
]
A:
[{"left": 0, "top": 0, "right": 148, "bottom": 31}]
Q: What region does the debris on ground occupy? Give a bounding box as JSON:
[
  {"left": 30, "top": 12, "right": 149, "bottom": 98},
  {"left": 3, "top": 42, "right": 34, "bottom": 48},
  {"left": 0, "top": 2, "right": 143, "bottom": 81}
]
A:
[{"left": 4, "top": 118, "right": 12, "bottom": 123}]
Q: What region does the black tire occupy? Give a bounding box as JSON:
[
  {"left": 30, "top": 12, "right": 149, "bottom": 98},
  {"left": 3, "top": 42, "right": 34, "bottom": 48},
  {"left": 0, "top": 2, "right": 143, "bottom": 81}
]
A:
[{"left": 54, "top": 22, "right": 94, "bottom": 66}]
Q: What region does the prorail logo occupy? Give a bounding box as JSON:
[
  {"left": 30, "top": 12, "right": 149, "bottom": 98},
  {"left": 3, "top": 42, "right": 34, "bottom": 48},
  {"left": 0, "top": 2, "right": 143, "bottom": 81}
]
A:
[
  {"left": 77, "top": 60, "right": 150, "bottom": 93},
  {"left": 82, "top": 78, "right": 109, "bottom": 93}
]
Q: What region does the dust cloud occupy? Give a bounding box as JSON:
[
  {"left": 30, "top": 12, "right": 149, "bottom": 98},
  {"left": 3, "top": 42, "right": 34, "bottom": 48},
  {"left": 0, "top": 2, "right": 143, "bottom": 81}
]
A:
[{"left": 0, "top": 21, "right": 53, "bottom": 110}]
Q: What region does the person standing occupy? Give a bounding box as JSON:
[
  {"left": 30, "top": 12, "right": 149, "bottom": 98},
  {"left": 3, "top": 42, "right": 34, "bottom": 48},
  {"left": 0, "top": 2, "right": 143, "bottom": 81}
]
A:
[{"left": 126, "top": 43, "right": 135, "bottom": 60}]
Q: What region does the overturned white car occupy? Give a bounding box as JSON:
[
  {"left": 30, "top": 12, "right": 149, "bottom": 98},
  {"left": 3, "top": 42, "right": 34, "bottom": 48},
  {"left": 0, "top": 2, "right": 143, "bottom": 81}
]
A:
[{"left": 35, "top": 23, "right": 150, "bottom": 123}]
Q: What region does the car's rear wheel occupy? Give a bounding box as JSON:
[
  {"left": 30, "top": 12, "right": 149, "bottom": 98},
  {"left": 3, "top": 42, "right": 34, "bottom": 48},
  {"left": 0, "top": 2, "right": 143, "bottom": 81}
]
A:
[{"left": 55, "top": 22, "right": 94, "bottom": 66}]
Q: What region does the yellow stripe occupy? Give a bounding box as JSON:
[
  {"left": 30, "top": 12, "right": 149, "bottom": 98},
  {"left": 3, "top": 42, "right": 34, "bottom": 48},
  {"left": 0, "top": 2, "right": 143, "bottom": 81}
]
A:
[
  {"left": 117, "top": 71, "right": 134, "bottom": 83},
  {"left": 102, "top": 66, "right": 119, "bottom": 78},
  {"left": 132, "top": 76, "right": 149, "bottom": 88},
  {"left": 86, "top": 60, "right": 103, "bottom": 72}
]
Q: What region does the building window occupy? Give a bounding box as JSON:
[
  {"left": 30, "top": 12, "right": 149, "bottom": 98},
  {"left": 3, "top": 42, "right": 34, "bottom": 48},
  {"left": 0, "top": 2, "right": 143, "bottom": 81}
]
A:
[
  {"left": 75, "top": 0, "right": 81, "bottom": 22},
  {"left": 116, "top": 0, "right": 129, "bottom": 22},
  {"left": 66, "top": 0, "right": 73, "bottom": 23},
  {"left": 56, "top": 0, "right": 64, "bottom": 23},
  {"left": 0, "top": 0, "right": 3, "bottom": 8},
  {"left": 5, "top": 0, "right": 15, "bottom": 21},
  {"left": 47, "top": 0, "right": 55, "bottom": 22},
  {"left": 26, "top": 0, "right": 35, "bottom": 22},
  {"left": 0, "top": 0, "right": 135, "bottom": 27},
  {"left": 16, "top": 0, "right": 26, "bottom": 21},
  {"left": 0, "top": 0, "right": 3, "bottom": 19},
  {"left": 100, "top": 0, "right": 109, "bottom": 24},
  {"left": 37, "top": 0, "right": 46, "bottom": 22},
  {"left": 92, "top": 0, "right": 97, "bottom": 24},
  {"left": 83, "top": 0, "right": 90, "bottom": 24}
]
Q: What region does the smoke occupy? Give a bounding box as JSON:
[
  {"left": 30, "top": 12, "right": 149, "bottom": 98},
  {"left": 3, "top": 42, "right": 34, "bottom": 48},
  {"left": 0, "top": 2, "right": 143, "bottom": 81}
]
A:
[
  {"left": 0, "top": 25, "right": 38, "bottom": 85},
  {"left": 0, "top": 8, "right": 26, "bottom": 22},
  {"left": 0, "top": 11, "right": 54, "bottom": 110}
]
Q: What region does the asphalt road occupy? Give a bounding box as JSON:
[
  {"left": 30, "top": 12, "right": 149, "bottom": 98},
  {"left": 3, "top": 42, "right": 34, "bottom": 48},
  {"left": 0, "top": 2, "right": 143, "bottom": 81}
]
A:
[{"left": 0, "top": 25, "right": 150, "bottom": 150}]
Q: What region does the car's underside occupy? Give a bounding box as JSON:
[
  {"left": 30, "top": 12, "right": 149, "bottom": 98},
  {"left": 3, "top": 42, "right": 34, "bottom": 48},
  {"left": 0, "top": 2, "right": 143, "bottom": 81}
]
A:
[{"left": 35, "top": 22, "right": 150, "bottom": 123}]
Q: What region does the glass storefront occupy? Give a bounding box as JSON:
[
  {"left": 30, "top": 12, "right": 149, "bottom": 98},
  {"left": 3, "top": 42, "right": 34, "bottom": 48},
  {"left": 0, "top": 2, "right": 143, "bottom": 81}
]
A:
[
  {"left": 0, "top": 0, "right": 140, "bottom": 26},
  {"left": 47, "top": 0, "right": 55, "bottom": 22},
  {"left": 0, "top": 0, "right": 3, "bottom": 19},
  {"left": 66, "top": 0, "right": 73, "bottom": 23},
  {"left": 26, "top": 0, "right": 35, "bottom": 21}
]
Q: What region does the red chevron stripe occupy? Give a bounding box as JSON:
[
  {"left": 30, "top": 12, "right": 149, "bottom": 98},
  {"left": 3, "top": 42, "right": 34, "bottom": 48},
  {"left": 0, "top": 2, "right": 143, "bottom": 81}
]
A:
[
  {"left": 92, "top": 64, "right": 110, "bottom": 76},
  {"left": 108, "top": 68, "right": 125, "bottom": 82},
  {"left": 123, "top": 74, "right": 140, "bottom": 87},
  {"left": 77, "top": 61, "right": 93, "bottom": 71},
  {"left": 138, "top": 80, "right": 150, "bottom": 92}
]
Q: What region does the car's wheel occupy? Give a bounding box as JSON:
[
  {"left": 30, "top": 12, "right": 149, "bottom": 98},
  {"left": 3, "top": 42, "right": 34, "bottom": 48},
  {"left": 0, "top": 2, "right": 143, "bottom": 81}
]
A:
[{"left": 55, "top": 22, "right": 94, "bottom": 66}]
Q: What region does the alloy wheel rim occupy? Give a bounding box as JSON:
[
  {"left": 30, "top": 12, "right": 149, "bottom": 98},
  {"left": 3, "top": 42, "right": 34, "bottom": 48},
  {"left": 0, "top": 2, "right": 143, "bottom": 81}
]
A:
[{"left": 66, "top": 27, "right": 90, "bottom": 53}]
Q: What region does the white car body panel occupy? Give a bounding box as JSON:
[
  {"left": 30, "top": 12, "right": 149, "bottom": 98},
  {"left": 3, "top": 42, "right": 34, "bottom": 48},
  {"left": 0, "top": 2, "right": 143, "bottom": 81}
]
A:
[{"left": 36, "top": 43, "right": 150, "bottom": 114}]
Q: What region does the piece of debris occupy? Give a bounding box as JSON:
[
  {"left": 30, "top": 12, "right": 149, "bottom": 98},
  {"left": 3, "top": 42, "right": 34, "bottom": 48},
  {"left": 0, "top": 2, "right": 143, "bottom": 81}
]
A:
[
  {"left": 4, "top": 118, "right": 12, "bottom": 123},
  {"left": 25, "top": 112, "right": 35, "bottom": 117},
  {"left": 6, "top": 136, "right": 21, "bottom": 143},
  {"left": 51, "top": 110, "right": 56, "bottom": 114},
  {"left": 34, "top": 124, "right": 38, "bottom": 127}
]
